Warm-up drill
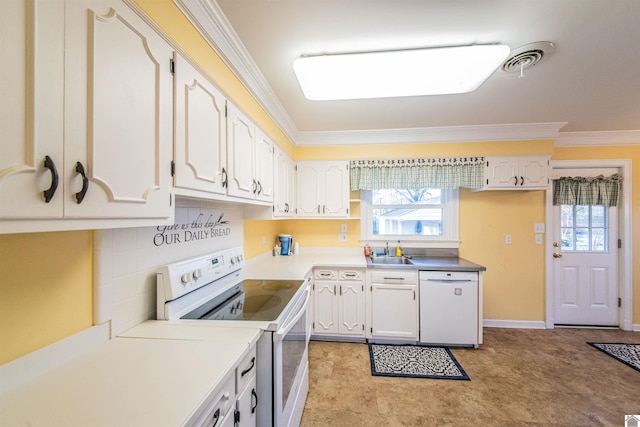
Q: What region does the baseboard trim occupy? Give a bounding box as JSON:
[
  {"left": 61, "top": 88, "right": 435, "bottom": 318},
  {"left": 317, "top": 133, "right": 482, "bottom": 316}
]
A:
[
  {"left": 0, "top": 323, "right": 110, "bottom": 395},
  {"left": 633, "top": 324, "right": 640, "bottom": 332},
  {"left": 483, "top": 319, "right": 547, "bottom": 329}
]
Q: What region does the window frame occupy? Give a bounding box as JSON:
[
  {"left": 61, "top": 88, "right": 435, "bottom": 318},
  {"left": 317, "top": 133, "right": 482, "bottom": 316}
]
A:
[{"left": 360, "top": 188, "right": 460, "bottom": 248}]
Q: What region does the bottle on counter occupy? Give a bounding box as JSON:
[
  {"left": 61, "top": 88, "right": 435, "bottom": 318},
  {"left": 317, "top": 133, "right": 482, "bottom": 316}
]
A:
[
  {"left": 293, "top": 241, "right": 299, "bottom": 255},
  {"left": 395, "top": 240, "right": 402, "bottom": 257},
  {"left": 364, "top": 242, "right": 371, "bottom": 257}
]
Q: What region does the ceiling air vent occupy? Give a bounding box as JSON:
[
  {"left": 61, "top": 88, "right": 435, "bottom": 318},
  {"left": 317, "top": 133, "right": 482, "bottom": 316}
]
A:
[{"left": 502, "top": 41, "right": 554, "bottom": 74}]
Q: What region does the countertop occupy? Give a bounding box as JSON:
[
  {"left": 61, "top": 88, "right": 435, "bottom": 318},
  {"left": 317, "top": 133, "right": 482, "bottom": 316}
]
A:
[
  {"left": 0, "top": 324, "right": 261, "bottom": 427},
  {"left": 243, "top": 247, "right": 367, "bottom": 280},
  {"left": 243, "top": 247, "right": 485, "bottom": 280}
]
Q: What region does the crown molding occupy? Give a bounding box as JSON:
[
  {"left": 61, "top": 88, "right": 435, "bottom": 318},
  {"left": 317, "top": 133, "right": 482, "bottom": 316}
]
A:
[
  {"left": 173, "top": 0, "right": 299, "bottom": 142},
  {"left": 555, "top": 130, "right": 640, "bottom": 147},
  {"left": 295, "top": 122, "right": 567, "bottom": 146},
  {"left": 172, "top": 1, "right": 630, "bottom": 148}
]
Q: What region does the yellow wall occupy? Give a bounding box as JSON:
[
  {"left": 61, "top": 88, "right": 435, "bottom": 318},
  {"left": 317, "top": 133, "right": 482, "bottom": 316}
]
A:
[{"left": 0, "top": 231, "right": 92, "bottom": 364}]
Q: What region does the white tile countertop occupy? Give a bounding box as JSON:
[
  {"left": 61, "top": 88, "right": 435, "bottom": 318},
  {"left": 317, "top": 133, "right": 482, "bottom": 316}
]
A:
[
  {"left": 0, "top": 325, "right": 261, "bottom": 427},
  {"left": 242, "top": 247, "right": 367, "bottom": 280}
]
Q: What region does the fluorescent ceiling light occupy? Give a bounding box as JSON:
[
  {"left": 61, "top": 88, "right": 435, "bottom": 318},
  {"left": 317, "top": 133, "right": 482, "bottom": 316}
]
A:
[{"left": 293, "top": 44, "right": 511, "bottom": 100}]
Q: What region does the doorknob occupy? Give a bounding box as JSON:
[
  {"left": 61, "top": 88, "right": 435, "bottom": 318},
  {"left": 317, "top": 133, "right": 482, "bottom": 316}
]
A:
[
  {"left": 553, "top": 252, "right": 563, "bottom": 258},
  {"left": 553, "top": 241, "right": 559, "bottom": 247}
]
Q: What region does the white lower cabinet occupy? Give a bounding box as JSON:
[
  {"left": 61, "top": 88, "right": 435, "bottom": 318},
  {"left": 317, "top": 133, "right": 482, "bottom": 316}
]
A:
[
  {"left": 235, "top": 346, "right": 258, "bottom": 427},
  {"left": 367, "top": 270, "right": 419, "bottom": 342},
  {"left": 312, "top": 268, "right": 365, "bottom": 339}
]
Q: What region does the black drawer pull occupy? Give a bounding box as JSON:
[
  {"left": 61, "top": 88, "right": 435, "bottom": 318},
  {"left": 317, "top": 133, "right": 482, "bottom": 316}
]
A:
[
  {"left": 241, "top": 356, "right": 255, "bottom": 377},
  {"left": 74, "top": 162, "right": 89, "bottom": 204}
]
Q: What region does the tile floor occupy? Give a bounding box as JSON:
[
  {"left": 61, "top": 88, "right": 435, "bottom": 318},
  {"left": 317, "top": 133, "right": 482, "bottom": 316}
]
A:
[{"left": 300, "top": 328, "right": 640, "bottom": 426}]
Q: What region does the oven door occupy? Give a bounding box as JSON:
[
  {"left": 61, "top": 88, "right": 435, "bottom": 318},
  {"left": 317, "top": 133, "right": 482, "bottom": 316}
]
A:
[{"left": 273, "top": 284, "right": 310, "bottom": 427}]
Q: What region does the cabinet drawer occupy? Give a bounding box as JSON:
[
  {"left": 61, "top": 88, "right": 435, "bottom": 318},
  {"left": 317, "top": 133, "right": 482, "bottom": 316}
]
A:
[
  {"left": 339, "top": 269, "right": 363, "bottom": 281},
  {"left": 236, "top": 345, "right": 257, "bottom": 394},
  {"left": 188, "top": 372, "right": 235, "bottom": 427},
  {"left": 370, "top": 270, "right": 417, "bottom": 284},
  {"left": 314, "top": 269, "right": 338, "bottom": 280}
]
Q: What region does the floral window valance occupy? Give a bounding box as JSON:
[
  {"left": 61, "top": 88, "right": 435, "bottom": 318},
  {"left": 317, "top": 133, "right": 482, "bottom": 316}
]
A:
[
  {"left": 553, "top": 174, "right": 622, "bottom": 207},
  {"left": 350, "top": 157, "right": 485, "bottom": 190}
]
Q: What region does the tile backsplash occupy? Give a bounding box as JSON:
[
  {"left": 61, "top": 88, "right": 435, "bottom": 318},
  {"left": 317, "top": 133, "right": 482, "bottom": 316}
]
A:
[{"left": 94, "top": 198, "right": 243, "bottom": 336}]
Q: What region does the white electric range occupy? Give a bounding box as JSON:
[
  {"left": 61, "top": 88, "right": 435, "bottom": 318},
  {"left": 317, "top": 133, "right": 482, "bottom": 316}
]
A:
[{"left": 154, "top": 247, "right": 310, "bottom": 427}]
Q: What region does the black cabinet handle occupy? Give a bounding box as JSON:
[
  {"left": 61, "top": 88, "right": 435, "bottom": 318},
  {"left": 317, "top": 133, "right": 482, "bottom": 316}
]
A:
[
  {"left": 74, "top": 162, "right": 89, "bottom": 204},
  {"left": 241, "top": 356, "right": 255, "bottom": 377},
  {"left": 514, "top": 176, "right": 518, "bottom": 186},
  {"left": 520, "top": 176, "right": 524, "bottom": 186},
  {"left": 221, "top": 167, "right": 228, "bottom": 188},
  {"left": 210, "top": 408, "right": 220, "bottom": 427},
  {"left": 257, "top": 180, "right": 262, "bottom": 195},
  {"left": 252, "top": 179, "right": 257, "bottom": 194},
  {"left": 251, "top": 388, "right": 258, "bottom": 414},
  {"left": 43, "top": 156, "right": 59, "bottom": 203}
]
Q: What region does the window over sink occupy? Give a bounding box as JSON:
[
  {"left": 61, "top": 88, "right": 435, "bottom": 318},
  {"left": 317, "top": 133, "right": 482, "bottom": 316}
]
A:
[{"left": 361, "top": 188, "right": 459, "bottom": 248}]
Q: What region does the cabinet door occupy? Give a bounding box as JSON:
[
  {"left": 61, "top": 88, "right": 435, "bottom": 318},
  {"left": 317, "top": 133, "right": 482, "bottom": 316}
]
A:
[
  {"left": 254, "top": 129, "right": 274, "bottom": 203},
  {"left": 0, "top": 0, "right": 64, "bottom": 219},
  {"left": 485, "top": 157, "right": 520, "bottom": 188},
  {"left": 296, "top": 163, "right": 321, "bottom": 217},
  {"left": 370, "top": 284, "right": 418, "bottom": 339},
  {"left": 313, "top": 281, "right": 339, "bottom": 335},
  {"left": 173, "top": 54, "right": 227, "bottom": 196},
  {"left": 236, "top": 379, "right": 257, "bottom": 427},
  {"left": 227, "top": 103, "right": 256, "bottom": 200},
  {"left": 520, "top": 157, "right": 549, "bottom": 188},
  {"left": 321, "top": 162, "right": 350, "bottom": 217},
  {"left": 273, "top": 146, "right": 294, "bottom": 217},
  {"left": 338, "top": 282, "right": 365, "bottom": 336},
  {"left": 64, "top": 0, "right": 173, "bottom": 219}
]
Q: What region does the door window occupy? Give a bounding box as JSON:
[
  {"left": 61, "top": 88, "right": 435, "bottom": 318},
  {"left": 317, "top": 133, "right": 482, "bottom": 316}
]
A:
[{"left": 560, "top": 205, "right": 608, "bottom": 252}]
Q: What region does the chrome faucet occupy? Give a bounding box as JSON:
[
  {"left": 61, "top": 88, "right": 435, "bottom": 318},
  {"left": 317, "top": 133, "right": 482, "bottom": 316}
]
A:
[{"left": 384, "top": 241, "right": 389, "bottom": 256}]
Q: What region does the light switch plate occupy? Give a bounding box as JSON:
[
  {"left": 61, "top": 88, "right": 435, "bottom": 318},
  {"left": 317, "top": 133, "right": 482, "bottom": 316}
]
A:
[
  {"left": 535, "top": 234, "right": 543, "bottom": 244},
  {"left": 505, "top": 234, "right": 512, "bottom": 245},
  {"left": 534, "top": 223, "right": 546, "bottom": 233},
  {"left": 338, "top": 233, "right": 348, "bottom": 242},
  {"left": 341, "top": 223, "right": 348, "bottom": 232}
]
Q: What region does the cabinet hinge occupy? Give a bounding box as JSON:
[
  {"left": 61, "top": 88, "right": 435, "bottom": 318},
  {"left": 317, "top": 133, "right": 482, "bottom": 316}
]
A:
[
  {"left": 618, "top": 239, "right": 622, "bottom": 249},
  {"left": 618, "top": 297, "right": 622, "bottom": 308},
  {"left": 170, "top": 160, "right": 175, "bottom": 177},
  {"left": 234, "top": 410, "right": 240, "bottom": 424},
  {"left": 362, "top": 325, "right": 365, "bottom": 331},
  {"left": 370, "top": 327, "right": 373, "bottom": 333},
  {"left": 346, "top": 207, "right": 349, "bottom": 214},
  {"left": 169, "top": 58, "right": 175, "bottom": 75},
  {"left": 225, "top": 104, "right": 228, "bottom": 117}
]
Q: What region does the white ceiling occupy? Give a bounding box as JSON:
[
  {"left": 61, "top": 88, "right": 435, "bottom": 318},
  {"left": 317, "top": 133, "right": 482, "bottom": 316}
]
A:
[{"left": 178, "top": 0, "right": 640, "bottom": 145}]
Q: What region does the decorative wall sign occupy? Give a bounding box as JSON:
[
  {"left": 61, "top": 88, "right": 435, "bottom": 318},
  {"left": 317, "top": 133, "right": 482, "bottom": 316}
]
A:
[{"left": 153, "top": 212, "right": 231, "bottom": 247}]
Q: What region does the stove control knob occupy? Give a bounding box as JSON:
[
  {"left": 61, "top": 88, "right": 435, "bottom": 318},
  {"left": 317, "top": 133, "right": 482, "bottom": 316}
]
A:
[
  {"left": 180, "top": 273, "right": 191, "bottom": 284},
  {"left": 192, "top": 269, "right": 202, "bottom": 280},
  {"left": 230, "top": 257, "right": 237, "bottom": 265}
]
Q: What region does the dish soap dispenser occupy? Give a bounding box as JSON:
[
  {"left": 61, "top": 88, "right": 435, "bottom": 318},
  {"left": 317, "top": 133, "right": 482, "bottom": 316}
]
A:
[
  {"left": 364, "top": 242, "right": 371, "bottom": 257},
  {"left": 395, "top": 240, "right": 402, "bottom": 257}
]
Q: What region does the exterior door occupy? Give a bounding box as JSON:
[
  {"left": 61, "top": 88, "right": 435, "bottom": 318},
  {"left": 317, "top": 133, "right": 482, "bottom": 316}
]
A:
[{"left": 552, "top": 168, "right": 618, "bottom": 326}]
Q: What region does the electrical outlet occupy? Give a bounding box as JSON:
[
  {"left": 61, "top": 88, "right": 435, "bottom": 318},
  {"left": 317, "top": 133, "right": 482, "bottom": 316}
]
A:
[
  {"left": 262, "top": 236, "right": 267, "bottom": 246},
  {"left": 338, "top": 233, "right": 348, "bottom": 242},
  {"left": 341, "top": 223, "right": 348, "bottom": 233},
  {"left": 534, "top": 223, "right": 546, "bottom": 233},
  {"left": 505, "top": 234, "right": 512, "bottom": 245}
]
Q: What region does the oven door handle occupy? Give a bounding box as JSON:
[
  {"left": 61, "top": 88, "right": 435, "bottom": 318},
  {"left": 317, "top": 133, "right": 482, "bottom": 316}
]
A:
[{"left": 273, "top": 287, "right": 310, "bottom": 342}]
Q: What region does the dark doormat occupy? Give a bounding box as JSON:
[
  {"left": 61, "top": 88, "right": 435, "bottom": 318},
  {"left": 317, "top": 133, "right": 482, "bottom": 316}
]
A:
[
  {"left": 368, "top": 343, "right": 470, "bottom": 380},
  {"left": 588, "top": 342, "right": 640, "bottom": 372}
]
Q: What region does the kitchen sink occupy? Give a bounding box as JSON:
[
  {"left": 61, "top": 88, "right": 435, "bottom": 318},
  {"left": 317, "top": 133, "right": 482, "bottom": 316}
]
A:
[{"left": 368, "top": 256, "right": 414, "bottom": 265}]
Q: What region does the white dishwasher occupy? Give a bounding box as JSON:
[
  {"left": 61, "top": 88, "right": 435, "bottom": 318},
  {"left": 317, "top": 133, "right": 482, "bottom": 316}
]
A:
[{"left": 419, "top": 271, "right": 479, "bottom": 348}]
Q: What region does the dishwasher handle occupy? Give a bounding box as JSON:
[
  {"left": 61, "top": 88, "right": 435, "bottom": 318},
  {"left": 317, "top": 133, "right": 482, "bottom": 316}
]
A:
[{"left": 423, "top": 278, "right": 474, "bottom": 283}]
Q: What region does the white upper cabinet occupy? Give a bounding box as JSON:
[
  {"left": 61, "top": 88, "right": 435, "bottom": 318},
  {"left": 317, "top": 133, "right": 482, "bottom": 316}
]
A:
[
  {"left": 173, "top": 54, "right": 227, "bottom": 198},
  {"left": 296, "top": 161, "right": 350, "bottom": 217},
  {"left": 226, "top": 103, "right": 273, "bottom": 203},
  {"left": 0, "top": 0, "right": 65, "bottom": 220},
  {"left": 1, "top": 0, "right": 174, "bottom": 233},
  {"left": 483, "top": 155, "right": 550, "bottom": 190},
  {"left": 273, "top": 145, "right": 295, "bottom": 218},
  {"left": 63, "top": 0, "right": 174, "bottom": 219}
]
